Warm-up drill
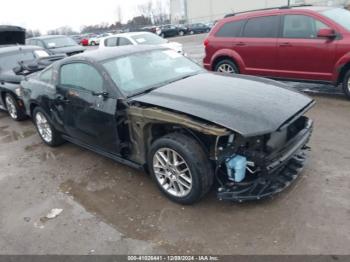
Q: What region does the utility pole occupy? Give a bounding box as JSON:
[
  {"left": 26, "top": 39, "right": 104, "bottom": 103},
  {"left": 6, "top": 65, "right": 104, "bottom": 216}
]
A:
[{"left": 288, "top": 0, "right": 291, "bottom": 7}]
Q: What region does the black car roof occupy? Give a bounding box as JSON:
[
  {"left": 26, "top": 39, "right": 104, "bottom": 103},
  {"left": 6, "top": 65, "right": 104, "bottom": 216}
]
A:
[
  {"left": 0, "top": 45, "right": 42, "bottom": 55},
  {"left": 63, "top": 45, "right": 167, "bottom": 63},
  {"left": 0, "top": 25, "right": 25, "bottom": 32}
]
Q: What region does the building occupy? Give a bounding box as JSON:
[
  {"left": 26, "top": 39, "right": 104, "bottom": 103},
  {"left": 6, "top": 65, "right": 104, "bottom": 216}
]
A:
[{"left": 170, "top": 0, "right": 350, "bottom": 24}]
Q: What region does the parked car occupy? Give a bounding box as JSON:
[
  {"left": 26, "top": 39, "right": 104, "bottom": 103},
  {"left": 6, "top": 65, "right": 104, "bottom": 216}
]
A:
[
  {"left": 205, "top": 22, "right": 216, "bottom": 29},
  {"left": 0, "top": 45, "right": 63, "bottom": 121},
  {"left": 80, "top": 38, "right": 89, "bottom": 46},
  {"left": 26, "top": 35, "right": 85, "bottom": 56},
  {"left": 0, "top": 26, "right": 25, "bottom": 45},
  {"left": 187, "top": 23, "right": 211, "bottom": 35},
  {"left": 20, "top": 46, "right": 314, "bottom": 204},
  {"left": 141, "top": 26, "right": 161, "bottom": 36},
  {"left": 175, "top": 24, "right": 189, "bottom": 36},
  {"left": 89, "top": 33, "right": 113, "bottom": 46},
  {"left": 159, "top": 25, "right": 181, "bottom": 38},
  {"left": 204, "top": 6, "right": 350, "bottom": 99},
  {"left": 99, "top": 32, "right": 185, "bottom": 55}
]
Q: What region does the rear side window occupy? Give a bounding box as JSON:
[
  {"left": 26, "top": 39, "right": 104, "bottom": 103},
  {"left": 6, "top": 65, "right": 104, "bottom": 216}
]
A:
[
  {"left": 60, "top": 63, "right": 103, "bottom": 93},
  {"left": 216, "top": 20, "right": 245, "bottom": 37},
  {"left": 243, "top": 16, "right": 279, "bottom": 38},
  {"left": 105, "top": 37, "right": 117, "bottom": 47},
  {"left": 283, "top": 15, "right": 330, "bottom": 39}
]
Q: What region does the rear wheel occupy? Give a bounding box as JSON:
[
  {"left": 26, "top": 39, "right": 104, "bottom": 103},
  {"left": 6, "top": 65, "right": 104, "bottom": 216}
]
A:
[
  {"left": 4, "top": 93, "right": 26, "bottom": 121},
  {"left": 148, "top": 133, "right": 214, "bottom": 205},
  {"left": 342, "top": 70, "right": 350, "bottom": 99},
  {"left": 190, "top": 30, "right": 194, "bottom": 35},
  {"left": 179, "top": 31, "right": 185, "bottom": 36},
  {"left": 215, "top": 59, "right": 239, "bottom": 74},
  {"left": 33, "top": 107, "right": 64, "bottom": 147}
]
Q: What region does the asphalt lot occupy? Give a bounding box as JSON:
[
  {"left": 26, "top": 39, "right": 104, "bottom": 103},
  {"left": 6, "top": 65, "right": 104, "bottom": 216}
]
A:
[{"left": 0, "top": 34, "right": 349, "bottom": 255}]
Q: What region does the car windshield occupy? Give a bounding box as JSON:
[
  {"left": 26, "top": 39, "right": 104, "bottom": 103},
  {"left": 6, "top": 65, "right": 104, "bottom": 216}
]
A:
[
  {"left": 322, "top": 8, "right": 350, "bottom": 31},
  {"left": 102, "top": 49, "right": 203, "bottom": 97},
  {"left": 0, "top": 51, "right": 36, "bottom": 72},
  {"left": 43, "top": 36, "right": 77, "bottom": 49},
  {"left": 130, "top": 33, "right": 167, "bottom": 45}
]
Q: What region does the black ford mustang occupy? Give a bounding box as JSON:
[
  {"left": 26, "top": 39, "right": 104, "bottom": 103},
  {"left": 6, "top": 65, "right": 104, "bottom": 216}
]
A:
[{"left": 20, "top": 46, "right": 314, "bottom": 204}]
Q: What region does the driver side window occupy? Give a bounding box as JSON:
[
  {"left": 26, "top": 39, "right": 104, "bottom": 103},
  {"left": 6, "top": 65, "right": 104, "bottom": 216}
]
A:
[
  {"left": 283, "top": 15, "right": 330, "bottom": 39},
  {"left": 60, "top": 63, "right": 103, "bottom": 93}
]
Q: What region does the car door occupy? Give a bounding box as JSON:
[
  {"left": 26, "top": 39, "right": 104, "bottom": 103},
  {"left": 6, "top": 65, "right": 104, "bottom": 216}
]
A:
[
  {"left": 117, "top": 37, "right": 133, "bottom": 46},
  {"left": 277, "top": 14, "right": 336, "bottom": 81},
  {"left": 57, "top": 61, "right": 119, "bottom": 153},
  {"left": 233, "top": 15, "right": 280, "bottom": 77}
]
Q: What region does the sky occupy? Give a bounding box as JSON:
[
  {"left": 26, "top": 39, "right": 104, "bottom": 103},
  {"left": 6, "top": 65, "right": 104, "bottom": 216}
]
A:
[{"left": 0, "top": 0, "right": 163, "bottom": 33}]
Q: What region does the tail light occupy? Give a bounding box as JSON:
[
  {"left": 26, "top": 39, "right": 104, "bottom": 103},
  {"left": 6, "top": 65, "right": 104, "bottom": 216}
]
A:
[{"left": 204, "top": 38, "right": 209, "bottom": 47}]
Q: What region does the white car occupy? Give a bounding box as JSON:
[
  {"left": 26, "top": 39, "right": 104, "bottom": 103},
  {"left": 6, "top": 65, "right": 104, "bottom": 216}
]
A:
[
  {"left": 99, "top": 32, "right": 185, "bottom": 55},
  {"left": 89, "top": 33, "right": 113, "bottom": 46}
]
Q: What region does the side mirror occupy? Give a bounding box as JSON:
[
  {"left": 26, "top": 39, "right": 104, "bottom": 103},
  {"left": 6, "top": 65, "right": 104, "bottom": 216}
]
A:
[{"left": 317, "top": 28, "right": 336, "bottom": 39}]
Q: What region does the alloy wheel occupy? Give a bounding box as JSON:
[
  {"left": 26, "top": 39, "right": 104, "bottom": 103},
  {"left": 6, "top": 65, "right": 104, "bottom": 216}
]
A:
[
  {"left": 35, "top": 112, "right": 53, "bottom": 143},
  {"left": 153, "top": 148, "right": 193, "bottom": 198},
  {"left": 217, "top": 63, "right": 236, "bottom": 74},
  {"left": 347, "top": 78, "right": 350, "bottom": 93},
  {"left": 5, "top": 95, "right": 18, "bottom": 119}
]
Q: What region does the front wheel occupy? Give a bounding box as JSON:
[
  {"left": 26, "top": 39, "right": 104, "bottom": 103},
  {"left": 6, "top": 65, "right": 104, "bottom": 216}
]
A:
[
  {"left": 179, "top": 31, "right": 185, "bottom": 36},
  {"left": 4, "top": 93, "right": 26, "bottom": 121},
  {"left": 148, "top": 133, "right": 214, "bottom": 205},
  {"left": 33, "top": 107, "right": 64, "bottom": 147},
  {"left": 342, "top": 70, "right": 350, "bottom": 99}
]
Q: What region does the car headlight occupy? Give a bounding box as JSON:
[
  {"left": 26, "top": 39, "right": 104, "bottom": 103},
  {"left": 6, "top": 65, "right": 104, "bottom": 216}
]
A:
[{"left": 15, "top": 87, "right": 23, "bottom": 97}]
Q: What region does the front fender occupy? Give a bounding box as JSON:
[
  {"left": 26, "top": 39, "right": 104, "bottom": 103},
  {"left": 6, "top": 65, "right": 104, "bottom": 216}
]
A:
[
  {"left": 211, "top": 49, "right": 246, "bottom": 73},
  {"left": 334, "top": 52, "right": 350, "bottom": 83}
]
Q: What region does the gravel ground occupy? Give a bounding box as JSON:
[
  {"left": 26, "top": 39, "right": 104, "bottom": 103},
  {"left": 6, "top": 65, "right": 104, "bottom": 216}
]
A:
[{"left": 0, "top": 34, "right": 349, "bottom": 255}]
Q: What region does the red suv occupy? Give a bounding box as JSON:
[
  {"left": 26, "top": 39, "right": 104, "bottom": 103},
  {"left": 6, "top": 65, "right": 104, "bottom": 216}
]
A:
[{"left": 204, "top": 6, "right": 350, "bottom": 99}]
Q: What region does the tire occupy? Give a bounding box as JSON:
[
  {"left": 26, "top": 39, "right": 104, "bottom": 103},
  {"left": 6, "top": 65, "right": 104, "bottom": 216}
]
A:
[
  {"left": 33, "top": 107, "right": 64, "bottom": 147},
  {"left": 160, "top": 33, "right": 165, "bottom": 38},
  {"left": 179, "top": 31, "right": 185, "bottom": 36},
  {"left": 342, "top": 70, "right": 350, "bottom": 99},
  {"left": 4, "top": 93, "right": 26, "bottom": 121},
  {"left": 190, "top": 30, "right": 194, "bottom": 35},
  {"left": 215, "top": 59, "right": 239, "bottom": 74},
  {"left": 148, "top": 133, "right": 214, "bottom": 205}
]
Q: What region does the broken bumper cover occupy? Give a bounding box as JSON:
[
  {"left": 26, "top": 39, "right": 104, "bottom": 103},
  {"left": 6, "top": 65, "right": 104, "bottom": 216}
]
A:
[{"left": 217, "top": 119, "right": 313, "bottom": 202}]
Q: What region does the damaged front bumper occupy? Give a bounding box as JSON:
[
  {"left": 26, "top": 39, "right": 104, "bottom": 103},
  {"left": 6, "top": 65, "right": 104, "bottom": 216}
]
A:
[{"left": 217, "top": 119, "right": 313, "bottom": 202}]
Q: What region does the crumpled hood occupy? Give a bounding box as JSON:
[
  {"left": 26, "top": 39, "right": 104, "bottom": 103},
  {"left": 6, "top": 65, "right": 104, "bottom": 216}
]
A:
[{"left": 131, "top": 73, "right": 314, "bottom": 137}]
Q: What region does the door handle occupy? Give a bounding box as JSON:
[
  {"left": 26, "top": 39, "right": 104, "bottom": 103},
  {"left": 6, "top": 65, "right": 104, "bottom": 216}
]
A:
[
  {"left": 235, "top": 42, "right": 246, "bottom": 46},
  {"left": 280, "top": 42, "right": 292, "bottom": 47}
]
